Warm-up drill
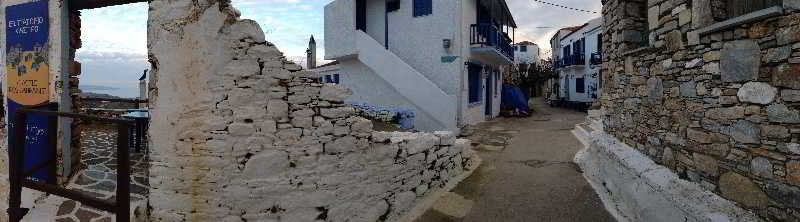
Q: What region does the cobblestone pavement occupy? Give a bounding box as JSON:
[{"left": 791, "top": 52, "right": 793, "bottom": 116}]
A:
[
  {"left": 416, "top": 98, "right": 615, "bottom": 222},
  {"left": 23, "top": 124, "right": 149, "bottom": 222}
]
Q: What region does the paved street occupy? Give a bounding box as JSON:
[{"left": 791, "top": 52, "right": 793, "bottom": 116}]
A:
[{"left": 416, "top": 98, "right": 615, "bottom": 222}]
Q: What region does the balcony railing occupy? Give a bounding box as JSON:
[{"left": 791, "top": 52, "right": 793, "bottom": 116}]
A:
[
  {"left": 590, "top": 52, "right": 602, "bottom": 65},
  {"left": 561, "top": 54, "right": 585, "bottom": 67},
  {"left": 470, "top": 23, "right": 514, "bottom": 61}
]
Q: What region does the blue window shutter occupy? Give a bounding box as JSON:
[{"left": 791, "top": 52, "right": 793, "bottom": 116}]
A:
[
  {"left": 325, "top": 75, "right": 332, "bottom": 83},
  {"left": 333, "top": 74, "right": 340, "bottom": 84},
  {"left": 468, "top": 64, "right": 481, "bottom": 103},
  {"left": 413, "top": 0, "right": 432, "bottom": 17},
  {"left": 425, "top": 0, "right": 432, "bottom": 15}
]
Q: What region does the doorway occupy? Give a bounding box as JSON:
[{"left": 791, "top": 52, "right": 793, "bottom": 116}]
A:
[{"left": 485, "top": 67, "right": 494, "bottom": 116}]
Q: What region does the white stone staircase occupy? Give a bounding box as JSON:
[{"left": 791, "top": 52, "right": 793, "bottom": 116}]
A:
[
  {"left": 354, "top": 31, "right": 457, "bottom": 131},
  {"left": 573, "top": 109, "right": 603, "bottom": 146}
]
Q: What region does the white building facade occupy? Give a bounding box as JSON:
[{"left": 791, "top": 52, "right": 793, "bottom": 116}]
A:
[
  {"left": 312, "top": 61, "right": 342, "bottom": 84},
  {"left": 324, "top": 0, "right": 517, "bottom": 131},
  {"left": 513, "top": 41, "right": 539, "bottom": 65},
  {"left": 549, "top": 17, "right": 603, "bottom": 108}
]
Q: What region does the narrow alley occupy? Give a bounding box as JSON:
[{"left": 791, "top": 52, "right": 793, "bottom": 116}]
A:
[{"left": 416, "top": 98, "right": 615, "bottom": 222}]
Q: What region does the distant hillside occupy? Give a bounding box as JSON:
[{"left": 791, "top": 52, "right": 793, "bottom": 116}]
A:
[
  {"left": 80, "top": 92, "right": 121, "bottom": 99},
  {"left": 79, "top": 92, "right": 139, "bottom": 110}
]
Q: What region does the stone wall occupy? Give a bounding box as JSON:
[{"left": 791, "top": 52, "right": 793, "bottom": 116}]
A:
[
  {"left": 147, "top": 1, "right": 477, "bottom": 221},
  {"left": 601, "top": 0, "right": 800, "bottom": 220}
]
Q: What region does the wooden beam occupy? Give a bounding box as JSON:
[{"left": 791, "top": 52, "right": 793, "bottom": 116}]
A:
[{"left": 69, "top": 0, "right": 148, "bottom": 10}]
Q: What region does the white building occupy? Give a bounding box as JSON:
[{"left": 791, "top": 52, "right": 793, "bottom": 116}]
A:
[
  {"left": 324, "top": 0, "right": 517, "bottom": 131},
  {"left": 513, "top": 41, "right": 539, "bottom": 65},
  {"left": 548, "top": 17, "right": 603, "bottom": 108},
  {"left": 313, "top": 61, "right": 342, "bottom": 84}
]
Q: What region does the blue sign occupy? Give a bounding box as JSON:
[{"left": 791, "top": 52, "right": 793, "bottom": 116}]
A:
[{"left": 6, "top": 0, "right": 52, "bottom": 181}]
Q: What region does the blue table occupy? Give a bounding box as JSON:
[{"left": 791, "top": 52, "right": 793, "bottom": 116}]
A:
[{"left": 121, "top": 110, "right": 149, "bottom": 152}]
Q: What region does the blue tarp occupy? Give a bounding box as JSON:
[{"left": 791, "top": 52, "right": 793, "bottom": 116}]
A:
[{"left": 502, "top": 84, "right": 531, "bottom": 114}]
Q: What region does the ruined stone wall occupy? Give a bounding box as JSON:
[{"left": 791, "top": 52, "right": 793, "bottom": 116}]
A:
[
  {"left": 601, "top": 0, "right": 800, "bottom": 220},
  {"left": 146, "top": 1, "right": 477, "bottom": 221}
]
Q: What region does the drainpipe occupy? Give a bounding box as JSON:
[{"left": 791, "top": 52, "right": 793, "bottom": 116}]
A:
[{"left": 455, "top": 0, "right": 464, "bottom": 130}]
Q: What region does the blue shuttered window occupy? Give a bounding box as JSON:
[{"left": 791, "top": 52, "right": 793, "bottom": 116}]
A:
[
  {"left": 325, "top": 75, "right": 333, "bottom": 83},
  {"left": 468, "top": 64, "right": 481, "bottom": 103},
  {"left": 413, "top": 0, "right": 432, "bottom": 17},
  {"left": 333, "top": 74, "right": 340, "bottom": 84}
]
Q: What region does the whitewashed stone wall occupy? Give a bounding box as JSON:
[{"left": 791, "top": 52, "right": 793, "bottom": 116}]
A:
[{"left": 147, "top": 1, "right": 476, "bottom": 221}]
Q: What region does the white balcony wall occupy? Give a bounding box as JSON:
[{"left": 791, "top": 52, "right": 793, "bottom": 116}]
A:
[{"left": 324, "top": 0, "right": 357, "bottom": 60}]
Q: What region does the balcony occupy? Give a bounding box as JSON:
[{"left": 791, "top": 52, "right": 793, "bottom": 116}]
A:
[
  {"left": 590, "top": 52, "right": 602, "bottom": 65},
  {"left": 470, "top": 23, "right": 514, "bottom": 64},
  {"left": 561, "top": 54, "right": 585, "bottom": 67}
]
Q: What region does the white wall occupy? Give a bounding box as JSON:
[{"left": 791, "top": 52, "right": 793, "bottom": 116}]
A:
[
  {"left": 365, "top": 0, "right": 386, "bottom": 46},
  {"left": 514, "top": 44, "right": 539, "bottom": 64},
  {"left": 386, "top": 0, "right": 463, "bottom": 96},
  {"left": 324, "top": 0, "right": 356, "bottom": 60},
  {"left": 338, "top": 60, "right": 445, "bottom": 131}
]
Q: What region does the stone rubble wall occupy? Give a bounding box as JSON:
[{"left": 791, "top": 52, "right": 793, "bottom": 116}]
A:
[
  {"left": 601, "top": 0, "right": 800, "bottom": 220},
  {"left": 147, "top": 1, "right": 477, "bottom": 221}
]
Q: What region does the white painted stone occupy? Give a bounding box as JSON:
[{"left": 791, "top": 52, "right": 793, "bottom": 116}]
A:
[
  {"left": 350, "top": 117, "right": 373, "bottom": 133},
  {"left": 434, "top": 131, "right": 456, "bottom": 146},
  {"left": 404, "top": 134, "right": 439, "bottom": 154},
  {"left": 319, "top": 84, "right": 353, "bottom": 102},
  {"left": 243, "top": 150, "right": 289, "bottom": 178},
  {"left": 228, "top": 123, "right": 255, "bottom": 137},
  {"left": 247, "top": 44, "right": 283, "bottom": 60},
  {"left": 325, "top": 136, "right": 357, "bottom": 154},
  {"left": 321, "top": 107, "right": 356, "bottom": 118},
  {"left": 221, "top": 59, "right": 260, "bottom": 77},
  {"left": 737, "top": 82, "right": 777, "bottom": 105},
  {"left": 228, "top": 19, "right": 266, "bottom": 43},
  {"left": 574, "top": 129, "right": 763, "bottom": 222}
]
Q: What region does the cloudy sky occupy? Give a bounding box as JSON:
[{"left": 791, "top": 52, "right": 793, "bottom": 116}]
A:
[{"left": 77, "top": 0, "right": 601, "bottom": 97}]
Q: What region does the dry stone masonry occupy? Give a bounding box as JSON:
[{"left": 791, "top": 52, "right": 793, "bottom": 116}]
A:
[
  {"left": 600, "top": 0, "right": 800, "bottom": 220},
  {"left": 146, "top": 1, "right": 476, "bottom": 221}
]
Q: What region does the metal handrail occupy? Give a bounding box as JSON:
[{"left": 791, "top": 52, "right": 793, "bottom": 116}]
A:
[
  {"left": 7, "top": 104, "right": 134, "bottom": 222},
  {"left": 79, "top": 97, "right": 148, "bottom": 104}
]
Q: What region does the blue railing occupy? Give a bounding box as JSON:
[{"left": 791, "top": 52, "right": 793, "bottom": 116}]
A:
[
  {"left": 470, "top": 23, "right": 514, "bottom": 61},
  {"left": 561, "top": 54, "right": 585, "bottom": 67}
]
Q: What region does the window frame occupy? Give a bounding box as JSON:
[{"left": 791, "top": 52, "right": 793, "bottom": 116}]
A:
[{"left": 413, "top": 0, "right": 432, "bottom": 17}]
